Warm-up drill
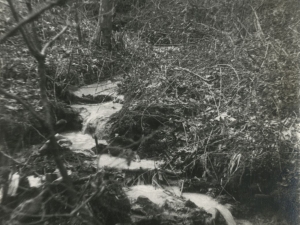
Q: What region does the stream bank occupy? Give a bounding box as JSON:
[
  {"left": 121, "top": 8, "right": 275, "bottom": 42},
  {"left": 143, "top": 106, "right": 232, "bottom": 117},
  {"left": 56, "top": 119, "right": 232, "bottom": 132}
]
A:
[
  {"left": 60, "top": 81, "right": 246, "bottom": 225},
  {"left": 1, "top": 81, "right": 291, "bottom": 225}
]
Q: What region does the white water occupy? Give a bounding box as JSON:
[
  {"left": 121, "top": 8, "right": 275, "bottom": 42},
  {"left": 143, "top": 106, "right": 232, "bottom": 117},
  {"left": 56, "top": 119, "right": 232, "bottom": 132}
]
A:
[
  {"left": 72, "top": 102, "right": 122, "bottom": 139},
  {"left": 126, "top": 185, "right": 237, "bottom": 225},
  {"left": 73, "top": 81, "right": 120, "bottom": 98},
  {"left": 183, "top": 193, "right": 236, "bottom": 225},
  {"left": 63, "top": 82, "right": 250, "bottom": 225},
  {"left": 55, "top": 82, "right": 122, "bottom": 151},
  {"left": 166, "top": 186, "right": 236, "bottom": 225},
  {"left": 60, "top": 132, "right": 107, "bottom": 150},
  {"left": 98, "top": 154, "right": 162, "bottom": 170}
]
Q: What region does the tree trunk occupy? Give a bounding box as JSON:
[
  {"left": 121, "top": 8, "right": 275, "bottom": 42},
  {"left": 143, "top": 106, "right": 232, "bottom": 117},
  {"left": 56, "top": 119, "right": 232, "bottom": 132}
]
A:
[
  {"left": 74, "top": 0, "right": 82, "bottom": 44},
  {"left": 100, "top": 0, "right": 114, "bottom": 50}
]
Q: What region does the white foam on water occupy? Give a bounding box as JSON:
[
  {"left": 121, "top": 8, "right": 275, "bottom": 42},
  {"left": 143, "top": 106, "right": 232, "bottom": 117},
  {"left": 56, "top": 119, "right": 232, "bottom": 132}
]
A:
[
  {"left": 126, "top": 185, "right": 236, "bottom": 225},
  {"left": 73, "top": 81, "right": 119, "bottom": 97},
  {"left": 61, "top": 132, "right": 107, "bottom": 150},
  {"left": 126, "top": 185, "right": 180, "bottom": 206},
  {"left": 98, "top": 154, "right": 162, "bottom": 170},
  {"left": 27, "top": 175, "right": 43, "bottom": 188},
  {"left": 182, "top": 192, "right": 236, "bottom": 225},
  {"left": 72, "top": 102, "right": 122, "bottom": 137}
]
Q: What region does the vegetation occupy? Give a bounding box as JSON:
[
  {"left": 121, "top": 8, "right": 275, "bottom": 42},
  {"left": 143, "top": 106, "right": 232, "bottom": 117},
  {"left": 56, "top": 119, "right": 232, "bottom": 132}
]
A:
[{"left": 0, "top": 0, "right": 299, "bottom": 224}]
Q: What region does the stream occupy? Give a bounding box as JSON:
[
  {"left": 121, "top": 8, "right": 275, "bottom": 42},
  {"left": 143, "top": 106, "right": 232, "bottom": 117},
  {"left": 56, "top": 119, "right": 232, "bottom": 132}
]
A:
[{"left": 60, "top": 81, "right": 251, "bottom": 225}]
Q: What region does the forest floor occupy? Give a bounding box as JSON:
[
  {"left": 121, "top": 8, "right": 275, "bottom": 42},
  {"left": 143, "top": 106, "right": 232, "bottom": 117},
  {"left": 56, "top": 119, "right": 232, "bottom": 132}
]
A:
[{"left": 1, "top": 0, "right": 299, "bottom": 224}]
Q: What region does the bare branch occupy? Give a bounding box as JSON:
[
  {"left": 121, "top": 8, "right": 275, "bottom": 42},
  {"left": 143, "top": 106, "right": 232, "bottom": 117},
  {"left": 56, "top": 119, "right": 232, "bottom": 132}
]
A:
[
  {"left": 41, "top": 25, "right": 68, "bottom": 56},
  {"left": 0, "top": 0, "right": 59, "bottom": 44},
  {"left": 5, "top": 0, "right": 39, "bottom": 56},
  {"left": 0, "top": 149, "right": 25, "bottom": 165},
  {"left": 0, "top": 87, "right": 47, "bottom": 128},
  {"left": 70, "top": 190, "right": 100, "bottom": 216}
]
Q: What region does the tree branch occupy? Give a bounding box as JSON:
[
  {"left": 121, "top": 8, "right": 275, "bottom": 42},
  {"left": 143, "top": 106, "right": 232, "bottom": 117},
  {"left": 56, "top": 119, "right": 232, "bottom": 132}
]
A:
[
  {"left": 0, "top": 87, "right": 47, "bottom": 127},
  {"left": 0, "top": 0, "right": 61, "bottom": 44},
  {"left": 41, "top": 25, "right": 68, "bottom": 56},
  {"left": 2, "top": 1, "right": 96, "bottom": 222},
  {"left": 5, "top": 0, "right": 39, "bottom": 56},
  {"left": 0, "top": 149, "right": 25, "bottom": 166}
]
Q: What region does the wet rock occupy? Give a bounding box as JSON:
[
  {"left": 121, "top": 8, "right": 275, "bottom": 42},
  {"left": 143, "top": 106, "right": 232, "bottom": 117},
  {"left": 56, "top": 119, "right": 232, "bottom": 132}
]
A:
[
  {"left": 132, "top": 196, "right": 161, "bottom": 215},
  {"left": 130, "top": 194, "right": 210, "bottom": 225},
  {"left": 206, "top": 207, "right": 227, "bottom": 225},
  {"left": 82, "top": 94, "right": 114, "bottom": 103},
  {"left": 92, "top": 142, "right": 108, "bottom": 154},
  {"left": 185, "top": 199, "right": 198, "bottom": 208},
  {"left": 73, "top": 149, "right": 96, "bottom": 158},
  {"left": 51, "top": 102, "right": 83, "bottom": 131},
  {"left": 113, "top": 95, "right": 124, "bottom": 104},
  {"left": 54, "top": 119, "right": 67, "bottom": 132},
  {"left": 90, "top": 181, "right": 131, "bottom": 225},
  {"left": 38, "top": 134, "right": 73, "bottom": 155}
]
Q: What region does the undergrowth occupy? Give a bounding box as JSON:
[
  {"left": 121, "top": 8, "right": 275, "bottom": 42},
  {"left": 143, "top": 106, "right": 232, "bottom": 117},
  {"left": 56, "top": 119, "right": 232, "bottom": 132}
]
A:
[
  {"left": 110, "top": 0, "right": 300, "bottom": 224},
  {"left": 0, "top": 0, "right": 299, "bottom": 224}
]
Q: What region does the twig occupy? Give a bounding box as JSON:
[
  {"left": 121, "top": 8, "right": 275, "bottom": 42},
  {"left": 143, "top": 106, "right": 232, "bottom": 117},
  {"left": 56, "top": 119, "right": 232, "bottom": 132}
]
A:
[
  {"left": 260, "top": 43, "right": 269, "bottom": 68},
  {"left": 26, "top": 123, "right": 47, "bottom": 140},
  {"left": 41, "top": 25, "right": 68, "bottom": 55},
  {"left": 207, "top": 154, "right": 219, "bottom": 180},
  {"left": 70, "top": 189, "right": 102, "bottom": 216},
  {"left": 182, "top": 122, "right": 189, "bottom": 146},
  {"left": 251, "top": 6, "right": 265, "bottom": 44},
  {"left": 216, "top": 64, "right": 240, "bottom": 83},
  {"left": 179, "top": 180, "right": 184, "bottom": 197},
  {"left": 174, "top": 67, "right": 215, "bottom": 82}
]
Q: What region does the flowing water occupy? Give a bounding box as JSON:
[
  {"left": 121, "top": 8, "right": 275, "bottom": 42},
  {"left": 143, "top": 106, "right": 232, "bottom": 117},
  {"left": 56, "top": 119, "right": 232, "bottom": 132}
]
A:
[
  {"left": 73, "top": 81, "right": 120, "bottom": 97},
  {"left": 127, "top": 185, "right": 237, "bottom": 225},
  {"left": 61, "top": 82, "right": 251, "bottom": 225},
  {"left": 62, "top": 81, "right": 122, "bottom": 149},
  {"left": 167, "top": 186, "right": 237, "bottom": 225},
  {"left": 71, "top": 102, "right": 123, "bottom": 139}
]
